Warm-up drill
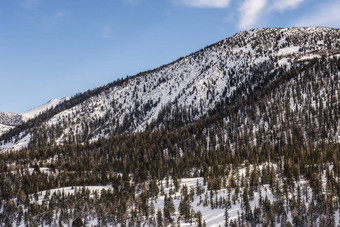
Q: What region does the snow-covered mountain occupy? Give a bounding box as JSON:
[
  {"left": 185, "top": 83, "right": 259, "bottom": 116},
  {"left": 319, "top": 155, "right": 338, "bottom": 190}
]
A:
[
  {"left": 1, "top": 27, "right": 340, "bottom": 226},
  {"left": 0, "top": 112, "right": 22, "bottom": 126},
  {"left": 0, "top": 112, "right": 23, "bottom": 137},
  {"left": 0, "top": 97, "right": 69, "bottom": 137},
  {"left": 21, "top": 97, "right": 70, "bottom": 121},
  {"left": 1, "top": 27, "right": 340, "bottom": 151}
]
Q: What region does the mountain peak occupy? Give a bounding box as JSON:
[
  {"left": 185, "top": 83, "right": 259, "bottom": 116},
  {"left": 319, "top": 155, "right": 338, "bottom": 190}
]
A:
[{"left": 21, "top": 97, "right": 70, "bottom": 121}]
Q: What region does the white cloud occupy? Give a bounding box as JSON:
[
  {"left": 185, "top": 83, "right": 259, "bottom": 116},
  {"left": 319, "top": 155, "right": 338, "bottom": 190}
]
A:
[
  {"left": 102, "top": 26, "right": 114, "bottom": 39},
  {"left": 19, "top": 0, "right": 40, "bottom": 9},
  {"left": 295, "top": 2, "right": 340, "bottom": 28},
  {"left": 239, "top": 0, "right": 267, "bottom": 30},
  {"left": 180, "top": 0, "right": 231, "bottom": 8},
  {"left": 238, "top": 0, "right": 306, "bottom": 29},
  {"left": 273, "top": 0, "right": 304, "bottom": 11}
]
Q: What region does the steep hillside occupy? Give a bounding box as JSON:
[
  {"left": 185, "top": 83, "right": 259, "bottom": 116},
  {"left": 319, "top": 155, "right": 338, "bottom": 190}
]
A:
[
  {"left": 0, "top": 58, "right": 339, "bottom": 226},
  {"left": 1, "top": 27, "right": 340, "bottom": 151},
  {"left": 0, "top": 27, "right": 340, "bottom": 226}
]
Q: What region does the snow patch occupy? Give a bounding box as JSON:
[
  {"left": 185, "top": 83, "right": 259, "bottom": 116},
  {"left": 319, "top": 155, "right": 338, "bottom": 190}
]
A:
[
  {"left": 277, "top": 46, "right": 300, "bottom": 56},
  {"left": 0, "top": 123, "right": 14, "bottom": 137}
]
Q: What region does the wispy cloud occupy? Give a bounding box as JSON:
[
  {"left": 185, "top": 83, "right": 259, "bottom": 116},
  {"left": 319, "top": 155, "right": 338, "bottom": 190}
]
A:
[
  {"left": 45, "top": 10, "right": 71, "bottom": 25},
  {"left": 101, "top": 26, "right": 114, "bottom": 39},
  {"left": 295, "top": 2, "right": 340, "bottom": 28},
  {"left": 273, "top": 0, "right": 304, "bottom": 11},
  {"left": 238, "top": 0, "right": 306, "bottom": 29},
  {"left": 19, "top": 0, "right": 40, "bottom": 9},
  {"left": 176, "top": 0, "right": 305, "bottom": 29},
  {"left": 179, "top": 0, "right": 231, "bottom": 8},
  {"left": 239, "top": 0, "right": 267, "bottom": 30}
]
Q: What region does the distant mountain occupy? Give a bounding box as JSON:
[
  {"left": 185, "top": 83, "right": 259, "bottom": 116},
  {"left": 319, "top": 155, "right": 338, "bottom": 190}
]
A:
[
  {"left": 0, "top": 97, "right": 69, "bottom": 137},
  {"left": 21, "top": 97, "right": 70, "bottom": 121},
  {"left": 0, "top": 112, "right": 22, "bottom": 137},
  {"left": 1, "top": 27, "right": 340, "bottom": 151},
  {"left": 0, "top": 112, "right": 22, "bottom": 126}
]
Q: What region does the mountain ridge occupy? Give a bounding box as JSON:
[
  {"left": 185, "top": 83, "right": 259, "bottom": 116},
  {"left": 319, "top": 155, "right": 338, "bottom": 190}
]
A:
[
  {"left": 21, "top": 97, "right": 70, "bottom": 121},
  {"left": 1, "top": 27, "right": 340, "bottom": 151}
]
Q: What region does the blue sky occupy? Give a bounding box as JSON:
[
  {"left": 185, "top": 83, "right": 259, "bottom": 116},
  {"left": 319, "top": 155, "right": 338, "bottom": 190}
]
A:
[{"left": 1, "top": 0, "right": 339, "bottom": 113}]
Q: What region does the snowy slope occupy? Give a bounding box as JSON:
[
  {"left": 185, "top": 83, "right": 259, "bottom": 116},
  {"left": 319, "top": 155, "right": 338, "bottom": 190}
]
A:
[
  {"left": 0, "top": 123, "right": 14, "bottom": 136},
  {"left": 42, "top": 28, "right": 340, "bottom": 143},
  {"left": 21, "top": 97, "right": 70, "bottom": 121},
  {"left": 1, "top": 27, "right": 340, "bottom": 151},
  {"left": 23, "top": 164, "right": 340, "bottom": 226},
  {"left": 146, "top": 165, "right": 340, "bottom": 227}
]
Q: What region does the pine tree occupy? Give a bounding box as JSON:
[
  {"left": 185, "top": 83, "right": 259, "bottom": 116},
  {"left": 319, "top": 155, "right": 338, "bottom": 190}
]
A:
[
  {"left": 224, "top": 206, "right": 229, "bottom": 227},
  {"left": 157, "top": 209, "right": 163, "bottom": 227}
]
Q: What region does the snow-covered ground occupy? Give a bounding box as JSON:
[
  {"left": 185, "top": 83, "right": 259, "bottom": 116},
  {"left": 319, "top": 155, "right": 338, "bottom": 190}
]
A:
[
  {"left": 7, "top": 163, "right": 338, "bottom": 226},
  {"left": 147, "top": 164, "right": 339, "bottom": 226},
  {"left": 152, "top": 177, "right": 275, "bottom": 226},
  {"left": 31, "top": 185, "right": 113, "bottom": 205},
  {"left": 276, "top": 46, "right": 300, "bottom": 56}
]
